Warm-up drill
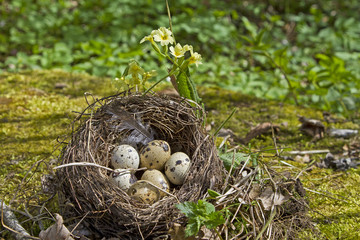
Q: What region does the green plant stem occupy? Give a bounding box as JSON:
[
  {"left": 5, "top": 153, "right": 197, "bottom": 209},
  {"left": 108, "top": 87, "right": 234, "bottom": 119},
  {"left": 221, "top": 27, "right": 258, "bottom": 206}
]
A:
[
  {"left": 143, "top": 70, "right": 177, "bottom": 95},
  {"left": 255, "top": 207, "right": 277, "bottom": 240},
  {"left": 214, "top": 228, "right": 224, "bottom": 240},
  {"left": 213, "top": 108, "right": 237, "bottom": 137},
  {"left": 166, "top": 54, "right": 176, "bottom": 65},
  {"left": 166, "top": 0, "right": 176, "bottom": 45},
  {"left": 262, "top": 51, "right": 298, "bottom": 105}
]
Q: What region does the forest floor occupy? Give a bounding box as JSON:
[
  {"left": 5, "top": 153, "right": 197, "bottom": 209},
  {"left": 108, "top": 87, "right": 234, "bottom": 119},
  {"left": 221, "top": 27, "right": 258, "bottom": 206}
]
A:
[{"left": 1, "top": 70, "right": 359, "bottom": 239}]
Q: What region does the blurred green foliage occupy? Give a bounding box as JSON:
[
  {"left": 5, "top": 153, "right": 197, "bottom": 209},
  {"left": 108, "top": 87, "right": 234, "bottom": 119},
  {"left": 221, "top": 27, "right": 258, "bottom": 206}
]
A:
[{"left": 0, "top": 0, "right": 359, "bottom": 115}]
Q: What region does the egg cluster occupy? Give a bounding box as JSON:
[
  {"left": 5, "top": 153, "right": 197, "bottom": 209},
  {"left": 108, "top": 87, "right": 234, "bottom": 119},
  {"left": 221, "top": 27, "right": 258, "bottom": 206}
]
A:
[{"left": 109, "top": 140, "right": 191, "bottom": 204}]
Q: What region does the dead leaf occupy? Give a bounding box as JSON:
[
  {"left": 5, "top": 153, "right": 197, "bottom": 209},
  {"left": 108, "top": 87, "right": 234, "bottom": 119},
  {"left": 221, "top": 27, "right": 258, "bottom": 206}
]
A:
[
  {"left": 248, "top": 184, "right": 261, "bottom": 200},
  {"left": 257, "top": 186, "right": 289, "bottom": 211},
  {"left": 168, "top": 223, "right": 220, "bottom": 240},
  {"left": 169, "top": 73, "right": 179, "bottom": 93},
  {"left": 205, "top": 124, "right": 212, "bottom": 132},
  {"left": 294, "top": 154, "right": 311, "bottom": 163},
  {"left": 39, "top": 214, "right": 74, "bottom": 240},
  {"left": 159, "top": 87, "right": 179, "bottom": 96},
  {"left": 217, "top": 128, "right": 235, "bottom": 138},
  {"left": 298, "top": 116, "right": 325, "bottom": 141},
  {"left": 168, "top": 223, "right": 191, "bottom": 240},
  {"left": 54, "top": 83, "right": 68, "bottom": 89},
  {"left": 242, "top": 122, "right": 280, "bottom": 144},
  {"left": 199, "top": 226, "right": 220, "bottom": 240}
]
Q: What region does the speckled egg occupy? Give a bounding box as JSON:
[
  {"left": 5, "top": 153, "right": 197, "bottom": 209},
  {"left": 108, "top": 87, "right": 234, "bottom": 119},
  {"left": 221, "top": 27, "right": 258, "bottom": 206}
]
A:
[
  {"left": 110, "top": 169, "right": 137, "bottom": 191},
  {"left": 111, "top": 144, "right": 139, "bottom": 169},
  {"left": 164, "top": 152, "right": 191, "bottom": 185},
  {"left": 139, "top": 140, "right": 171, "bottom": 170},
  {"left": 127, "top": 180, "right": 160, "bottom": 205},
  {"left": 141, "top": 169, "right": 170, "bottom": 197}
]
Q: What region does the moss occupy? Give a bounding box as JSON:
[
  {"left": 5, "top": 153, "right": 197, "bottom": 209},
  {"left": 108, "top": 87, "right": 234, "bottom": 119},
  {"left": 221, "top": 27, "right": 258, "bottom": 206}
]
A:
[
  {"left": 1, "top": 70, "right": 359, "bottom": 238},
  {"left": 0, "top": 69, "right": 114, "bottom": 97},
  {"left": 0, "top": 70, "right": 113, "bottom": 206},
  {"left": 303, "top": 168, "right": 360, "bottom": 239}
]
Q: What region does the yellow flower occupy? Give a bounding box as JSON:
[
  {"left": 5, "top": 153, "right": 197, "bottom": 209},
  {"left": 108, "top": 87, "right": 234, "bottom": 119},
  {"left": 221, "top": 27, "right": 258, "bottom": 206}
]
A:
[
  {"left": 128, "top": 61, "right": 145, "bottom": 85},
  {"left": 140, "top": 30, "right": 157, "bottom": 44},
  {"left": 189, "top": 51, "right": 202, "bottom": 67},
  {"left": 140, "top": 35, "right": 153, "bottom": 44},
  {"left": 144, "top": 70, "right": 157, "bottom": 78},
  {"left": 153, "top": 27, "right": 174, "bottom": 46},
  {"left": 128, "top": 61, "right": 145, "bottom": 76},
  {"left": 170, "top": 43, "right": 186, "bottom": 58},
  {"left": 112, "top": 76, "right": 128, "bottom": 90},
  {"left": 183, "top": 44, "right": 193, "bottom": 53},
  {"left": 141, "top": 70, "right": 157, "bottom": 85}
]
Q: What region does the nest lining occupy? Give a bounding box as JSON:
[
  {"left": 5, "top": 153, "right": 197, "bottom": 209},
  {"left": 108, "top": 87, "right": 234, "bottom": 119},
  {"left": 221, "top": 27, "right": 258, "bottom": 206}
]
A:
[{"left": 56, "top": 93, "right": 224, "bottom": 239}]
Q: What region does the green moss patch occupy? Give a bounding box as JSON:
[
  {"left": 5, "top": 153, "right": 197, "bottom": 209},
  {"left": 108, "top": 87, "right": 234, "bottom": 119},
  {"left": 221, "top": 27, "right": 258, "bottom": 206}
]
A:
[{"left": 0, "top": 70, "right": 113, "bottom": 204}]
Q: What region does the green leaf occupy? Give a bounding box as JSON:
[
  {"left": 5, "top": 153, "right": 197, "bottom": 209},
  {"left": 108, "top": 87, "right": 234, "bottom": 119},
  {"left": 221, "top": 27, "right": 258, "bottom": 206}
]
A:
[
  {"left": 241, "top": 16, "right": 257, "bottom": 37},
  {"left": 176, "top": 71, "right": 192, "bottom": 100},
  {"left": 186, "top": 72, "right": 201, "bottom": 104},
  {"left": 122, "top": 64, "right": 130, "bottom": 77},
  {"left": 255, "top": 29, "right": 266, "bottom": 46},
  {"left": 185, "top": 219, "right": 201, "bottom": 237},
  {"left": 177, "top": 200, "right": 224, "bottom": 237},
  {"left": 198, "top": 200, "right": 215, "bottom": 215},
  {"left": 219, "top": 152, "right": 250, "bottom": 171},
  {"left": 176, "top": 201, "right": 197, "bottom": 218},
  {"left": 207, "top": 189, "right": 221, "bottom": 198},
  {"left": 204, "top": 211, "right": 225, "bottom": 229},
  {"left": 240, "top": 35, "right": 253, "bottom": 44}
]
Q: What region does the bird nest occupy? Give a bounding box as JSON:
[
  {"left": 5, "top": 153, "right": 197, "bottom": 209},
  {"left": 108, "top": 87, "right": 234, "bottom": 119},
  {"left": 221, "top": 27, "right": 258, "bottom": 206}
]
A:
[{"left": 56, "top": 92, "right": 224, "bottom": 239}]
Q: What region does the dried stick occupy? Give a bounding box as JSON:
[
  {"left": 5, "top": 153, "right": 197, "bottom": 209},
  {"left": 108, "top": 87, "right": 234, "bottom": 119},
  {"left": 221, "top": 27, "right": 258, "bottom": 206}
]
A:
[
  {"left": 1, "top": 200, "right": 38, "bottom": 240},
  {"left": 286, "top": 150, "right": 330, "bottom": 155},
  {"left": 53, "top": 162, "right": 114, "bottom": 172}
]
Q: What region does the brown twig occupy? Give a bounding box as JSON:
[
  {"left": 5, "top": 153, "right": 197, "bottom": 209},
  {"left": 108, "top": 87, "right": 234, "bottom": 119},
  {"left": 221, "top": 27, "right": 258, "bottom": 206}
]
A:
[{"left": 1, "top": 201, "right": 39, "bottom": 240}]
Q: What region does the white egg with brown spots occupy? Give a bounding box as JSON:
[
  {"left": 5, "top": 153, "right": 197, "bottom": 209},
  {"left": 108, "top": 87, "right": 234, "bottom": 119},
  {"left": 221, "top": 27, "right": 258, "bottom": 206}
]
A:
[
  {"left": 110, "top": 169, "right": 137, "bottom": 191},
  {"left": 111, "top": 144, "right": 139, "bottom": 169},
  {"left": 127, "top": 180, "right": 160, "bottom": 205},
  {"left": 164, "top": 152, "right": 191, "bottom": 185},
  {"left": 139, "top": 140, "right": 171, "bottom": 170},
  {"left": 141, "top": 169, "right": 170, "bottom": 197}
]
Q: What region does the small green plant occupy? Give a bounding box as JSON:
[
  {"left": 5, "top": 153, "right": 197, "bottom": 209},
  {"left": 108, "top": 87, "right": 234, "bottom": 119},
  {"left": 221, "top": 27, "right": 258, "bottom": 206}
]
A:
[
  {"left": 176, "top": 199, "right": 225, "bottom": 238},
  {"left": 112, "top": 25, "right": 202, "bottom": 104},
  {"left": 219, "top": 151, "right": 252, "bottom": 171},
  {"left": 111, "top": 60, "right": 157, "bottom": 92}
]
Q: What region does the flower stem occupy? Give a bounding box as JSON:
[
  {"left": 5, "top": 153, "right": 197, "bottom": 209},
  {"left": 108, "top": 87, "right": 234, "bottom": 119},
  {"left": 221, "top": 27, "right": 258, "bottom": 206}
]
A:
[
  {"left": 166, "top": 0, "right": 176, "bottom": 45},
  {"left": 143, "top": 70, "right": 177, "bottom": 95}
]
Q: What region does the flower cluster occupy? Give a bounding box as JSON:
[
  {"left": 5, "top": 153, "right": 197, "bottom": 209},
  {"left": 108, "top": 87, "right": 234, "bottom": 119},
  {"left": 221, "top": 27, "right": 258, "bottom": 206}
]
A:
[
  {"left": 112, "top": 60, "right": 157, "bottom": 91},
  {"left": 140, "top": 27, "right": 202, "bottom": 67},
  {"left": 112, "top": 26, "right": 202, "bottom": 103}
]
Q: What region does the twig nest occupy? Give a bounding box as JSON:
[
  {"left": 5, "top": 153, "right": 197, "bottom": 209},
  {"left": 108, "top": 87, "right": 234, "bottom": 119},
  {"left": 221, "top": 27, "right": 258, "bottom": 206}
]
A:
[{"left": 56, "top": 93, "right": 224, "bottom": 239}]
